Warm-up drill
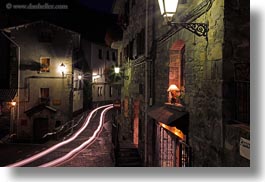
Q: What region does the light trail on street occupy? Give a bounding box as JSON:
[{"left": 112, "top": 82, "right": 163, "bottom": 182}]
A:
[
  {"left": 7, "top": 104, "right": 113, "bottom": 167},
  {"left": 39, "top": 105, "right": 113, "bottom": 167}
]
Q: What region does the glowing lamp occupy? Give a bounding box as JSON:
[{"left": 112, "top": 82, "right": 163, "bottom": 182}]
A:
[
  {"left": 59, "top": 63, "right": 66, "bottom": 75},
  {"left": 167, "top": 84, "right": 180, "bottom": 104},
  {"left": 158, "top": 0, "right": 179, "bottom": 21},
  {"left": 78, "top": 75, "right": 82, "bottom": 80},
  {"left": 11, "top": 101, "right": 16, "bottom": 107},
  {"left": 157, "top": 0, "right": 209, "bottom": 37},
  {"left": 114, "top": 67, "right": 120, "bottom": 74},
  {"left": 167, "top": 84, "right": 180, "bottom": 92}
]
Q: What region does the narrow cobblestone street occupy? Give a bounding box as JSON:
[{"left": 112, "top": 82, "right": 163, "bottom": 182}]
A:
[{"left": 0, "top": 107, "right": 115, "bottom": 167}]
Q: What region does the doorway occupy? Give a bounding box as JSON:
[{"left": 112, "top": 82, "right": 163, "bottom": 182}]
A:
[
  {"left": 33, "top": 118, "right": 49, "bottom": 143},
  {"left": 133, "top": 99, "right": 140, "bottom": 146}
]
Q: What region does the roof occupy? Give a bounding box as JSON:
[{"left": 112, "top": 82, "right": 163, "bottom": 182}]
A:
[
  {"left": 148, "top": 105, "right": 189, "bottom": 133},
  {"left": 0, "top": 89, "right": 17, "bottom": 102},
  {"left": 24, "top": 104, "right": 57, "bottom": 117},
  {"left": 2, "top": 20, "right": 79, "bottom": 35}
]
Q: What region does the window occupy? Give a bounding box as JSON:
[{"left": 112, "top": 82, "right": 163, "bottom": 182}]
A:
[
  {"left": 132, "top": 0, "right": 136, "bottom": 7},
  {"left": 112, "top": 52, "right": 116, "bottom": 61},
  {"left": 106, "top": 51, "right": 110, "bottom": 60},
  {"left": 38, "top": 30, "right": 53, "bottom": 42},
  {"left": 40, "top": 88, "right": 49, "bottom": 98},
  {"left": 109, "top": 86, "right": 113, "bottom": 97},
  {"left": 234, "top": 63, "right": 250, "bottom": 124},
  {"left": 74, "top": 78, "right": 82, "bottom": 90},
  {"left": 124, "top": 1, "right": 130, "bottom": 26},
  {"left": 136, "top": 29, "right": 145, "bottom": 57},
  {"left": 120, "top": 52, "right": 123, "bottom": 66},
  {"left": 168, "top": 40, "right": 185, "bottom": 104},
  {"left": 97, "top": 86, "right": 103, "bottom": 97},
  {"left": 98, "top": 49, "right": 102, "bottom": 59},
  {"left": 139, "top": 83, "right": 144, "bottom": 95},
  {"left": 235, "top": 81, "right": 250, "bottom": 123},
  {"left": 40, "top": 57, "right": 50, "bottom": 72},
  {"left": 124, "top": 45, "right": 128, "bottom": 60},
  {"left": 129, "top": 40, "right": 134, "bottom": 60},
  {"left": 40, "top": 88, "right": 49, "bottom": 103}
]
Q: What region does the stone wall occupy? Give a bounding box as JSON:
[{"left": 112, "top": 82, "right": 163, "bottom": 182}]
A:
[
  {"left": 154, "top": 0, "right": 225, "bottom": 166},
  {"left": 118, "top": 0, "right": 150, "bottom": 153},
  {"left": 114, "top": 0, "right": 249, "bottom": 167}
]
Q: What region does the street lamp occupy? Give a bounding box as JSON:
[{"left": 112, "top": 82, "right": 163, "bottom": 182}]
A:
[
  {"left": 158, "top": 0, "right": 209, "bottom": 37},
  {"left": 59, "top": 62, "right": 66, "bottom": 76},
  {"left": 114, "top": 67, "right": 120, "bottom": 74},
  {"left": 10, "top": 101, "right": 16, "bottom": 107},
  {"left": 114, "top": 66, "right": 129, "bottom": 80}
]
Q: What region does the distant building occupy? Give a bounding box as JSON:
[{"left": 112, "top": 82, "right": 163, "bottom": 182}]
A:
[
  {"left": 81, "top": 40, "right": 119, "bottom": 105},
  {"left": 1, "top": 21, "right": 83, "bottom": 143}
]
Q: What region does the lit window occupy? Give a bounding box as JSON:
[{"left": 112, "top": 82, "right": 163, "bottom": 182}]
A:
[
  {"left": 40, "top": 57, "right": 50, "bottom": 72},
  {"left": 168, "top": 40, "right": 185, "bottom": 104}
]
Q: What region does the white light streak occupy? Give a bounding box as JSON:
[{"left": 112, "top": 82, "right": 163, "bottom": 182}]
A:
[
  {"left": 7, "top": 104, "right": 113, "bottom": 167},
  {"left": 39, "top": 105, "right": 113, "bottom": 167}
]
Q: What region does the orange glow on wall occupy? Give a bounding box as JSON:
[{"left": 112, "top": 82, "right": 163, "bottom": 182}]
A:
[{"left": 159, "top": 122, "right": 184, "bottom": 140}]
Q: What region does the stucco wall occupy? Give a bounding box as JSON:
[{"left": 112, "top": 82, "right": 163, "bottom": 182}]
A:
[{"left": 10, "top": 22, "right": 77, "bottom": 140}]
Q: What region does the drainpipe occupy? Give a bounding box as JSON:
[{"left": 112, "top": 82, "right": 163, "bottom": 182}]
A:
[
  {"left": 1, "top": 31, "right": 20, "bottom": 135},
  {"left": 144, "top": 0, "right": 149, "bottom": 166}
]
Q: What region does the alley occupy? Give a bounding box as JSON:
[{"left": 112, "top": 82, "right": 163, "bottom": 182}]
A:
[{"left": 0, "top": 105, "right": 115, "bottom": 167}]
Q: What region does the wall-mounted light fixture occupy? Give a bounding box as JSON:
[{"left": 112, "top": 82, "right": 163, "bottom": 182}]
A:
[
  {"left": 114, "top": 67, "right": 120, "bottom": 74},
  {"left": 59, "top": 63, "right": 66, "bottom": 76},
  {"left": 78, "top": 74, "right": 82, "bottom": 80},
  {"left": 114, "top": 66, "right": 129, "bottom": 80},
  {"left": 158, "top": 0, "right": 209, "bottom": 37},
  {"left": 10, "top": 101, "right": 16, "bottom": 107}
]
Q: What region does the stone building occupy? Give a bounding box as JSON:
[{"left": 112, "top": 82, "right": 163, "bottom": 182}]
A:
[
  {"left": 81, "top": 40, "right": 119, "bottom": 105},
  {"left": 1, "top": 21, "right": 83, "bottom": 143},
  {"left": 111, "top": 0, "right": 250, "bottom": 167}
]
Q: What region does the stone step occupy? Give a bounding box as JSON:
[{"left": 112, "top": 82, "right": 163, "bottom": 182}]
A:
[{"left": 116, "top": 143, "right": 142, "bottom": 167}]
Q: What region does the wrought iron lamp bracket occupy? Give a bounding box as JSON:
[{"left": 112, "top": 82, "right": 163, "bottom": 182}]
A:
[{"left": 168, "top": 22, "right": 209, "bottom": 38}]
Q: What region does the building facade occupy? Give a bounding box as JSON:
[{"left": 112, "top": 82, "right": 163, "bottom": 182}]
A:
[
  {"left": 82, "top": 40, "right": 119, "bottom": 105},
  {"left": 1, "top": 21, "right": 83, "bottom": 143},
  {"left": 111, "top": 0, "right": 250, "bottom": 167}
]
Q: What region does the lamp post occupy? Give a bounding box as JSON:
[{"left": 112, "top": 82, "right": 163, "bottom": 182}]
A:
[{"left": 158, "top": 0, "right": 209, "bottom": 37}]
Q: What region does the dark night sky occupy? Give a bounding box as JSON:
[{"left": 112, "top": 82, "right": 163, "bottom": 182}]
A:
[
  {"left": 79, "top": 0, "right": 114, "bottom": 14},
  {"left": 0, "top": 0, "right": 117, "bottom": 44}
]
